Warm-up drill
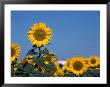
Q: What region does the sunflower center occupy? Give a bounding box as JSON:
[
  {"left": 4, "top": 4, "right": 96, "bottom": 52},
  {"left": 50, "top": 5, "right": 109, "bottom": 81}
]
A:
[
  {"left": 73, "top": 61, "right": 83, "bottom": 71},
  {"left": 34, "top": 29, "right": 46, "bottom": 41},
  {"left": 11, "top": 47, "right": 16, "bottom": 57},
  {"left": 90, "top": 59, "right": 96, "bottom": 64}
]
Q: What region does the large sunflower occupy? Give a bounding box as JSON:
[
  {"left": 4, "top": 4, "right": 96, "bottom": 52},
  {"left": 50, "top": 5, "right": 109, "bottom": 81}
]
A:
[
  {"left": 11, "top": 42, "right": 20, "bottom": 62},
  {"left": 88, "top": 56, "right": 100, "bottom": 67},
  {"left": 27, "top": 22, "right": 52, "bottom": 47},
  {"left": 64, "top": 57, "right": 87, "bottom": 76}
]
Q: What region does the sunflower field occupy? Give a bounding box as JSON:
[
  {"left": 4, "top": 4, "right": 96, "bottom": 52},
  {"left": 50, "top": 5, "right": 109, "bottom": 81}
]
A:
[{"left": 11, "top": 22, "right": 100, "bottom": 77}]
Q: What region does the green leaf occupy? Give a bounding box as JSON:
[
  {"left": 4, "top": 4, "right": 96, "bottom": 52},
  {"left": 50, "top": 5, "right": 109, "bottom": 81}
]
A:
[
  {"left": 29, "top": 73, "right": 34, "bottom": 77},
  {"left": 44, "top": 48, "right": 49, "bottom": 54},
  {"left": 29, "top": 70, "right": 42, "bottom": 77},
  {"left": 26, "top": 49, "right": 34, "bottom": 55},
  {"left": 34, "top": 52, "right": 38, "bottom": 55},
  {"left": 33, "top": 56, "right": 44, "bottom": 66},
  {"left": 44, "top": 62, "right": 56, "bottom": 72},
  {"left": 39, "top": 50, "right": 45, "bottom": 54},
  {"left": 39, "top": 48, "right": 49, "bottom": 55},
  {"left": 11, "top": 66, "right": 16, "bottom": 75},
  {"left": 84, "top": 68, "right": 100, "bottom": 77},
  {"left": 26, "top": 49, "right": 38, "bottom": 56},
  {"left": 37, "top": 59, "right": 44, "bottom": 66},
  {"left": 24, "top": 64, "right": 33, "bottom": 73},
  {"left": 40, "top": 56, "right": 45, "bottom": 61},
  {"left": 15, "top": 70, "right": 23, "bottom": 75},
  {"left": 42, "top": 72, "right": 51, "bottom": 77},
  {"left": 90, "top": 68, "right": 100, "bottom": 77},
  {"left": 16, "top": 63, "right": 23, "bottom": 70}
]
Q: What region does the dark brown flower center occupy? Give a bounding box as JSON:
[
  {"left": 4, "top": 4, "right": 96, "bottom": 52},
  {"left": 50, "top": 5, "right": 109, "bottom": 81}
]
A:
[
  {"left": 34, "top": 29, "right": 46, "bottom": 41},
  {"left": 73, "top": 61, "right": 83, "bottom": 71},
  {"left": 90, "top": 59, "right": 96, "bottom": 64}
]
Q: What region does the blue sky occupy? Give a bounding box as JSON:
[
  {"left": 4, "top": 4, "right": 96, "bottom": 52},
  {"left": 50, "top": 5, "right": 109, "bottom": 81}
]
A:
[{"left": 11, "top": 11, "right": 100, "bottom": 61}]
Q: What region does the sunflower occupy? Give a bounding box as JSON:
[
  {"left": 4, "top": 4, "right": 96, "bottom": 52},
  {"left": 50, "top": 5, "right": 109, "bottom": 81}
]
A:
[
  {"left": 11, "top": 42, "right": 20, "bottom": 62},
  {"left": 27, "top": 22, "right": 52, "bottom": 47},
  {"left": 64, "top": 57, "right": 87, "bottom": 76},
  {"left": 44, "top": 52, "right": 56, "bottom": 64},
  {"left": 88, "top": 56, "right": 100, "bottom": 67},
  {"left": 44, "top": 56, "right": 56, "bottom": 64}
]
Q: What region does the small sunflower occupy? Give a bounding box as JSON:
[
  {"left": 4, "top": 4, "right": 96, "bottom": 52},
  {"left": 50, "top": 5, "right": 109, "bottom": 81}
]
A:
[
  {"left": 11, "top": 42, "right": 20, "bottom": 62},
  {"left": 64, "top": 57, "right": 87, "bottom": 76},
  {"left": 88, "top": 56, "right": 100, "bottom": 67},
  {"left": 44, "top": 52, "right": 56, "bottom": 64},
  {"left": 27, "top": 22, "right": 52, "bottom": 47}
]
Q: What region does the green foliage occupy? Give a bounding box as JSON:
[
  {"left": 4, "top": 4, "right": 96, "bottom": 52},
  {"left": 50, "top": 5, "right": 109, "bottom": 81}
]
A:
[
  {"left": 11, "top": 43, "right": 100, "bottom": 77},
  {"left": 44, "top": 62, "right": 56, "bottom": 71},
  {"left": 16, "top": 63, "right": 23, "bottom": 70},
  {"left": 29, "top": 70, "right": 43, "bottom": 77},
  {"left": 11, "top": 46, "right": 58, "bottom": 77},
  {"left": 82, "top": 68, "right": 100, "bottom": 77},
  {"left": 33, "top": 56, "right": 44, "bottom": 66},
  {"left": 39, "top": 48, "right": 49, "bottom": 55},
  {"left": 26, "top": 49, "right": 38, "bottom": 56},
  {"left": 64, "top": 71, "right": 79, "bottom": 77},
  {"left": 85, "top": 68, "right": 100, "bottom": 77},
  {"left": 43, "top": 48, "right": 49, "bottom": 54},
  {"left": 23, "top": 64, "right": 33, "bottom": 73}
]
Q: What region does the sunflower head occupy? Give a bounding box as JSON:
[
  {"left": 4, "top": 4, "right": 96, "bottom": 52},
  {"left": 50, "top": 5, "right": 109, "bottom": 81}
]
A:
[
  {"left": 88, "top": 56, "right": 100, "bottom": 67},
  {"left": 64, "top": 56, "right": 87, "bottom": 76},
  {"left": 11, "top": 42, "right": 20, "bottom": 62},
  {"left": 27, "top": 22, "right": 52, "bottom": 47},
  {"left": 44, "top": 52, "right": 56, "bottom": 64}
]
